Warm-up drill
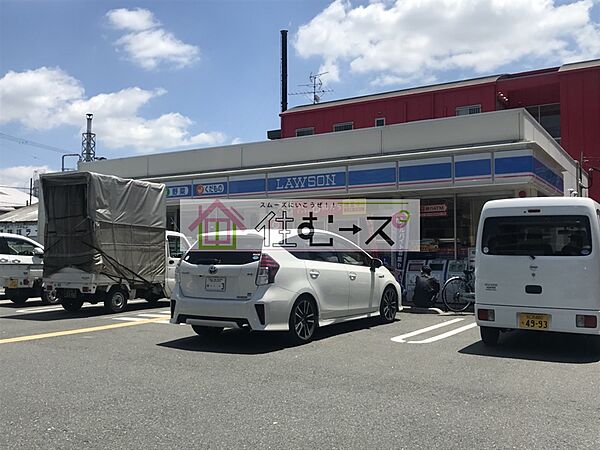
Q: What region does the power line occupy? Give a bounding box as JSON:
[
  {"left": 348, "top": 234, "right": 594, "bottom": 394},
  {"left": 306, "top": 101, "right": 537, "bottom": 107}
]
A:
[
  {"left": 0, "top": 131, "right": 72, "bottom": 155},
  {"left": 0, "top": 185, "right": 30, "bottom": 191}
]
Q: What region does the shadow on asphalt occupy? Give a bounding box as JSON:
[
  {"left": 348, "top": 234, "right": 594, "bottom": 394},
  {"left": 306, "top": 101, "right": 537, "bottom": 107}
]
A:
[
  {"left": 459, "top": 330, "right": 600, "bottom": 364},
  {"left": 0, "top": 300, "right": 170, "bottom": 321},
  {"left": 158, "top": 316, "right": 399, "bottom": 355}
]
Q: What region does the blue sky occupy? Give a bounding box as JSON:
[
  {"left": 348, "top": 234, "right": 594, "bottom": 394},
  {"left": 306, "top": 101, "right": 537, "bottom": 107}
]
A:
[{"left": 1, "top": 0, "right": 599, "bottom": 188}]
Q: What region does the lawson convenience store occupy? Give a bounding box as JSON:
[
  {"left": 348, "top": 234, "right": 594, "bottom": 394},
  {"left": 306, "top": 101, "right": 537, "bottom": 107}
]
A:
[{"left": 80, "top": 109, "right": 583, "bottom": 286}]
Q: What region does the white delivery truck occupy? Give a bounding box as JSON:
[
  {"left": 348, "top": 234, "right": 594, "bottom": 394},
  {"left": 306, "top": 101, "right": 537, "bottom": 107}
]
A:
[
  {"left": 0, "top": 232, "right": 57, "bottom": 304},
  {"left": 475, "top": 197, "right": 600, "bottom": 346},
  {"left": 41, "top": 172, "right": 189, "bottom": 313}
]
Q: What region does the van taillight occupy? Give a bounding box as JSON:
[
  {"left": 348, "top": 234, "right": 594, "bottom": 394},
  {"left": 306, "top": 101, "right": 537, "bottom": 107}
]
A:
[
  {"left": 477, "top": 308, "right": 495, "bottom": 321},
  {"left": 576, "top": 315, "right": 597, "bottom": 328},
  {"left": 256, "top": 254, "right": 279, "bottom": 286}
]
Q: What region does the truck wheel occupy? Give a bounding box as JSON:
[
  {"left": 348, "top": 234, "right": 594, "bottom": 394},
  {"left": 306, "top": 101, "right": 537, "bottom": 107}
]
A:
[
  {"left": 104, "top": 288, "right": 128, "bottom": 313},
  {"left": 61, "top": 300, "right": 84, "bottom": 312},
  {"left": 41, "top": 289, "right": 60, "bottom": 305},
  {"left": 480, "top": 326, "right": 500, "bottom": 346}
]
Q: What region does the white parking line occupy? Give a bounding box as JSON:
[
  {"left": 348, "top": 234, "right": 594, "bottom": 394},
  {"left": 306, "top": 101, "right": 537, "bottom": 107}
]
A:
[
  {"left": 136, "top": 313, "right": 170, "bottom": 318},
  {"left": 16, "top": 306, "right": 65, "bottom": 313},
  {"left": 407, "top": 323, "right": 478, "bottom": 344},
  {"left": 113, "top": 313, "right": 171, "bottom": 324},
  {"left": 390, "top": 318, "right": 464, "bottom": 343}
]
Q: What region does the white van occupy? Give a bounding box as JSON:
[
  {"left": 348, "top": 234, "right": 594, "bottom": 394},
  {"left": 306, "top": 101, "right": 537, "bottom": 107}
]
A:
[{"left": 475, "top": 197, "right": 600, "bottom": 346}]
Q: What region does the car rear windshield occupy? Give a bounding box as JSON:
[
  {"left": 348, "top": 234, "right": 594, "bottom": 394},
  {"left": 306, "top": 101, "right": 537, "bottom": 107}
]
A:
[
  {"left": 183, "top": 250, "right": 261, "bottom": 265},
  {"left": 481, "top": 215, "right": 592, "bottom": 256}
]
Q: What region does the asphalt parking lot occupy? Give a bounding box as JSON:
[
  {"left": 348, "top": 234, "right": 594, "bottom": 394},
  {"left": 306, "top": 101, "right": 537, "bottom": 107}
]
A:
[{"left": 1, "top": 298, "right": 599, "bottom": 449}]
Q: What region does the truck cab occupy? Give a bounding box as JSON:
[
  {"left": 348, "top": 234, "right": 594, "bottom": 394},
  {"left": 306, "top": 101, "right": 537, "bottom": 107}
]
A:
[{"left": 0, "top": 233, "right": 54, "bottom": 305}]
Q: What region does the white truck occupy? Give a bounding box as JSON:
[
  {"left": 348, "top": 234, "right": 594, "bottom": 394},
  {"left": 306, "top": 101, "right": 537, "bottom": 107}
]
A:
[
  {"left": 40, "top": 171, "right": 189, "bottom": 313},
  {"left": 0, "top": 232, "right": 57, "bottom": 305}
]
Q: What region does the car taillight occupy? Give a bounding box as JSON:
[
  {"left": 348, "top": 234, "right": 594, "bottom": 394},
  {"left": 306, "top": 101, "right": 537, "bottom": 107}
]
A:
[
  {"left": 477, "top": 308, "right": 495, "bottom": 321},
  {"left": 576, "top": 315, "right": 597, "bottom": 328},
  {"left": 256, "top": 254, "right": 279, "bottom": 286}
]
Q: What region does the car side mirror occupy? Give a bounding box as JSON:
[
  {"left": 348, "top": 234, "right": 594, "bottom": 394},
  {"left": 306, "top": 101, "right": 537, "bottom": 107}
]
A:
[
  {"left": 370, "top": 258, "right": 382, "bottom": 271},
  {"left": 33, "top": 247, "right": 44, "bottom": 257}
]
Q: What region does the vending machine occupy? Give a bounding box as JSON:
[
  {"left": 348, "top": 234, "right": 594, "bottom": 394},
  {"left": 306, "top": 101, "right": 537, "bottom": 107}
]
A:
[
  {"left": 446, "top": 259, "right": 468, "bottom": 280},
  {"left": 404, "top": 259, "right": 427, "bottom": 302},
  {"left": 426, "top": 259, "right": 449, "bottom": 284}
]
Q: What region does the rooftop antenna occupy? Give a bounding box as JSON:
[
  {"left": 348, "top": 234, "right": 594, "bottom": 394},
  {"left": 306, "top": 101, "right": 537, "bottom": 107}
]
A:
[
  {"left": 280, "top": 30, "right": 288, "bottom": 113},
  {"left": 290, "top": 72, "right": 334, "bottom": 104},
  {"left": 81, "top": 113, "right": 96, "bottom": 162}
]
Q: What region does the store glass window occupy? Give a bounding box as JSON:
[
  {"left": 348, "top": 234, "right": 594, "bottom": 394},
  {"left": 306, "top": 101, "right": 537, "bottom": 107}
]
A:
[
  {"left": 525, "top": 104, "right": 560, "bottom": 140},
  {"left": 419, "top": 198, "right": 455, "bottom": 259}
]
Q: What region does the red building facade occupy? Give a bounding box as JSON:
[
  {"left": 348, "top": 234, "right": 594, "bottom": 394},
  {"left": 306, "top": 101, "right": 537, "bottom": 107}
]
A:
[{"left": 280, "top": 60, "right": 600, "bottom": 199}]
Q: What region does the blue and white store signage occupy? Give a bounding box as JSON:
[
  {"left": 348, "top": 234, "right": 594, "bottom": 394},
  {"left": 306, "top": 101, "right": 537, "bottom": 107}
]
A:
[
  {"left": 165, "top": 148, "right": 565, "bottom": 200},
  {"left": 229, "top": 174, "right": 266, "bottom": 197},
  {"left": 267, "top": 167, "right": 347, "bottom": 194},
  {"left": 533, "top": 157, "right": 564, "bottom": 194},
  {"left": 494, "top": 149, "right": 534, "bottom": 182},
  {"left": 398, "top": 157, "right": 452, "bottom": 186},
  {"left": 454, "top": 153, "right": 492, "bottom": 185},
  {"left": 348, "top": 162, "right": 396, "bottom": 190},
  {"left": 166, "top": 183, "right": 193, "bottom": 199},
  {"left": 494, "top": 149, "right": 563, "bottom": 194},
  {"left": 192, "top": 178, "right": 228, "bottom": 197}
]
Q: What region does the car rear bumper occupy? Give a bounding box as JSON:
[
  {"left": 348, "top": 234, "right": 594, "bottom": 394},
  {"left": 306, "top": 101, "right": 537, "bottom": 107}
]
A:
[
  {"left": 476, "top": 303, "right": 600, "bottom": 335},
  {"left": 170, "top": 284, "right": 295, "bottom": 331}
]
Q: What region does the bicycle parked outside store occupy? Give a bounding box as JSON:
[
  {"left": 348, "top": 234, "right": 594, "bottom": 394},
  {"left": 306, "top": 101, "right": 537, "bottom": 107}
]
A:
[{"left": 441, "top": 267, "right": 475, "bottom": 312}]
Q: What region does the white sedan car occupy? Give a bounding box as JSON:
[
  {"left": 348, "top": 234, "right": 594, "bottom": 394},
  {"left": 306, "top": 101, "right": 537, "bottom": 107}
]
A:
[{"left": 170, "top": 229, "right": 402, "bottom": 344}]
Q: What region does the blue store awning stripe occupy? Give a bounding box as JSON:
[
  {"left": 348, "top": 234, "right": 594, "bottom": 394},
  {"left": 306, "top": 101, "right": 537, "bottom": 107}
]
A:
[
  {"left": 495, "top": 155, "right": 533, "bottom": 175},
  {"left": 455, "top": 159, "right": 491, "bottom": 178},
  {"left": 349, "top": 167, "right": 396, "bottom": 186},
  {"left": 229, "top": 178, "right": 266, "bottom": 194},
  {"left": 399, "top": 162, "right": 452, "bottom": 183}
]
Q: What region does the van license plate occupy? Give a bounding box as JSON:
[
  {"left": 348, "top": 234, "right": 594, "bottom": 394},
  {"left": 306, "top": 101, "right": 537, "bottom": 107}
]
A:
[
  {"left": 205, "top": 277, "right": 225, "bottom": 292},
  {"left": 8, "top": 279, "right": 18, "bottom": 289},
  {"left": 519, "top": 313, "right": 551, "bottom": 330}
]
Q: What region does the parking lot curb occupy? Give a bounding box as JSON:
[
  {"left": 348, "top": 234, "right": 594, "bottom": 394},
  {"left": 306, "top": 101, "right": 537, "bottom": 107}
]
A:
[{"left": 400, "top": 306, "right": 445, "bottom": 315}]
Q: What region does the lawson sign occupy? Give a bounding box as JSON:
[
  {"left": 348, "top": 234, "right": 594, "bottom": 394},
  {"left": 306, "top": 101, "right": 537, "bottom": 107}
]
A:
[{"left": 268, "top": 169, "right": 346, "bottom": 193}]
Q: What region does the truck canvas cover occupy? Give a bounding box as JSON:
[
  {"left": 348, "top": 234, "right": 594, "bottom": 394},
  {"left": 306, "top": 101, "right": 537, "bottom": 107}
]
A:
[{"left": 41, "top": 171, "right": 166, "bottom": 282}]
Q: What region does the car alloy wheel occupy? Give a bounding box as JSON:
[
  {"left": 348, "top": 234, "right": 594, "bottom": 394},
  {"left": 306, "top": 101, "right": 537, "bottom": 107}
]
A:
[
  {"left": 380, "top": 286, "right": 398, "bottom": 323},
  {"left": 291, "top": 297, "right": 317, "bottom": 343}
]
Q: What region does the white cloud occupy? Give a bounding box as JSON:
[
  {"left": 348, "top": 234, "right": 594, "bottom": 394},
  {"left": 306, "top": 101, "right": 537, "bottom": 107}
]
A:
[
  {"left": 0, "top": 165, "right": 50, "bottom": 188},
  {"left": 106, "top": 8, "right": 199, "bottom": 70},
  {"left": 295, "top": 0, "right": 600, "bottom": 86},
  {"left": 106, "top": 8, "right": 158, "bottom": 31},
  {"left": 0, "top": 67, "right": 83, "bottom": 129},
  {"left": 0, "top": 67, "right": 227, "bottom": 152}
]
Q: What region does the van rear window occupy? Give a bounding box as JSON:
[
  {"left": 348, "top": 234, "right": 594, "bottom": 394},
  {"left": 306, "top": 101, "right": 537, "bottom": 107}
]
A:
[
  {"left": 482, "top": 215, "right": 592, "bottom": 256},
  {"left": 184, "top": 250, "right": 261, "bottom": 265}
]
